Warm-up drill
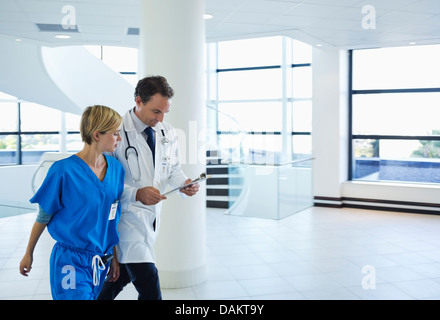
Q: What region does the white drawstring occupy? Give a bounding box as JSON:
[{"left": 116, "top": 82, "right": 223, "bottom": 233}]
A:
[{"left": 91, "top": 255, "right": 106, "bottom": 286}]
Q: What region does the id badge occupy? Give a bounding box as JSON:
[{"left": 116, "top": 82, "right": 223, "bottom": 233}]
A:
[
  {"left": 109, "top": 200, "right": 118, "bottom": 220},
  {"left": 162, "top": 156, "right": 170, "bottom": 174}
]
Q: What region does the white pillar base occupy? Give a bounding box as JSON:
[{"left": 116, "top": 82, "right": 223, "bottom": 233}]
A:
[{"left": 159, "top": 264, "right": 207, "bottom": 289}]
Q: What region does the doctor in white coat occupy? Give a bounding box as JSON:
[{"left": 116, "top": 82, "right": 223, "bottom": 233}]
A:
[{"left": 98, "top": 76, "right": 199, "bottom": 300}]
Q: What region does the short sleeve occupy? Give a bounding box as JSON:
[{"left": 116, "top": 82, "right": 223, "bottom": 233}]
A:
[{"left": 30, "top": 162, "right": 64, "bottom": 216}]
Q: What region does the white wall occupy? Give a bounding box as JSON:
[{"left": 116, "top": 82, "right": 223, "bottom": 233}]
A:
[
  {"left": 312, "top": 46, "right": 348, "bottom": 200},
  {"left": 0, "top": 165, "right": 37, "bottom": 209}
]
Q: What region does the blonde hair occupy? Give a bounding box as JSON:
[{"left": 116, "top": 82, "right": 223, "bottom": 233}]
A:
[{"left": 80, "top": 105, "right": 122, "bottom": 145}]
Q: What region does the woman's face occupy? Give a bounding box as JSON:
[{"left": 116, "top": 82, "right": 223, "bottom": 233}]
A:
[{"left": 98, "top": 127, "right": 122, "bottom": 153}]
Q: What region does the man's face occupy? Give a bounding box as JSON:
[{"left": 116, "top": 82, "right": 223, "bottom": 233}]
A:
[{"left": 134, "top": 93, "right": 171, "bottom": 127}]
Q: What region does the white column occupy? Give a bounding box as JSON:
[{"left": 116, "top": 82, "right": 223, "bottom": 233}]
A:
[
  {"left": 139, "top": 0, "right": 207, "bottom": 288},
  {"left": 312, "top": 46, "right": 349, "bottom": 202}
]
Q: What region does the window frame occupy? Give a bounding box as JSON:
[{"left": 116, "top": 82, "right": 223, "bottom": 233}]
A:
[
  {"left": 212, "top": 37, "right": 312, "bottom": 161},
  {"left": 348, "top": 48, "right": 440, "bottom": 183},
  {"left": 0, "top": 99, "right": 80, "bottom": 166}
]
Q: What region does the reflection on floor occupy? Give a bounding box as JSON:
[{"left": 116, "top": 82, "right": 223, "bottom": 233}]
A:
[{"left": 2, "top": 206, "right": 440, "bottom": 300}]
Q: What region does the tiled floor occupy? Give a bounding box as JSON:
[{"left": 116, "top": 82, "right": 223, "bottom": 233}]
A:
[{"left": 2, "top": 206, "right": 440, "bottom": 300}]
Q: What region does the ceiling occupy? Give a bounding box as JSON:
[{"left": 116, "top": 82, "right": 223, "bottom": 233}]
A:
[{"left": 0, "top": 0, "right": 440, "bottom": 49}]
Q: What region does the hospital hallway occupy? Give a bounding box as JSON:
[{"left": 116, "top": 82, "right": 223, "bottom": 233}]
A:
[{"left": 2, "top": 206, "right": 440, "bottom": 300}]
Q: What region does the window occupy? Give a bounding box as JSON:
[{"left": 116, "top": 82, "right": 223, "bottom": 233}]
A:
[
  {"left": 217, "top": 37, "right": 283, "bottom": 69},
  {"left": 20, "top": 102, "right": 61, "bottom": 164},
  {"left": 0, "top": 93, "right": 18, "bottom": 164},
  {"left": 350, "top": 44, "right": 440, "bottom": 184},
  {"left": 218, "top": 102, "right": 283, "bottom": 132},
  {"left": 65, "top": 113, "right": 82, "bottom": 152},
  {"left": 218, "top": 68, "right": 283, "bottom": 100},
  {"left": 84, "top": 45, "right": 138, "bottom": 86},
  {"left": 208, "top": 36, "right": 312, "bottom": 163},
  {"left": 0, "top": 93, "right": 81, "bottom": 166}
]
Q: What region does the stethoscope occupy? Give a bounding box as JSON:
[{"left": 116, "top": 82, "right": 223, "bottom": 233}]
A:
[{"left": 123, "top": 121, "right": 169, "bottom": 182}]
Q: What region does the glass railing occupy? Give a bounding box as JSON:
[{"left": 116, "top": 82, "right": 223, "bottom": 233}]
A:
[
  {"left": 226, "top": 158, "right": 314, "bottom": 220},
  {"left": 206, "top": 103, "right": 313, "bottom": 218},
  {"left": 206, "top": 102, "right": 247, "bottom": 165}
]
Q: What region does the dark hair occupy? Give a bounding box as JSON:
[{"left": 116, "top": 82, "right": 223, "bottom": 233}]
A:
[{"left": 134, "top": 76, "right": 175, "bottom": 103}]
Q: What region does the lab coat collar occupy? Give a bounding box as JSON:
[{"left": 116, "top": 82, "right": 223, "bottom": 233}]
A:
[
  {"left": 129, "top": 108, "right": 149, "bottom": 134},
  {"left": 124, "top": 109, "right": 164, "bottom": 134}
]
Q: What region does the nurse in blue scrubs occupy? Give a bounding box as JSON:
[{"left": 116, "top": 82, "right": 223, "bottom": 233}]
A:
[{"left": 19, "top": 105, "right": 125, "bottom": 300}]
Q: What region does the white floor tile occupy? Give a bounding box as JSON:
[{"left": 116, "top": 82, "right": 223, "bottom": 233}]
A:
[
  {"left": 239, "top": 276, "right": 295, "bottom": 297},
  {"left": 192, "top": 280, "right": 248, "bottom": 300},
  {"left": 3, "top": 206, "right": 440, "bottom": 300},
  {"left": 347, "top": 283, "right": 414, "bottom": 300}
]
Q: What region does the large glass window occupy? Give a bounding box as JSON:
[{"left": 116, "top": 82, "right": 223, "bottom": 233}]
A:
[
  {"left": 66, "top": 113, "right": 82, "bottom": 152},
  {"left": 218, "top": 37, "right": 283, "bottom": 69},
  {"left": 0, "top": 96, "right": 18, "bottom": 165},
  {"left": 350, "top": 44, "right": 440, "bottom": 184},
  {"left": 21, "top": 102, "right": 61, "bottom": 132},
  {"left": 209, "top": 36, "right": 312, "bottom": 163},
  {"left": 84, "top": 45, "right": 138, "bottom": 86},
  {"left": 353, "top": 45, "right": 440, "bottom": 90},
  {"left": 0, "top": 93, "right": 81, "bottom": 166},
  {"left": 20, "top": 102, "right": 62, "bottom": 164},
  {"left": 0, "top": 102, "right": 18, "bottom": 132},
  {"left": 0, "top": 135, "right": 18, "bottom": 165},
  {"left": 218, "top": 102, "right": 283, "bottom": 132},
  {"left": 218, "top": 68, "right": 283, "bottom": 100}
]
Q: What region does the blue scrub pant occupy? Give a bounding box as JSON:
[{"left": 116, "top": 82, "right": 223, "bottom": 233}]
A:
[
  {"left": 50, "top": 242, "right": 109, "bottom": 300},
  {"left": 97, "top": 263, "right": 162, "bottom": 300}
]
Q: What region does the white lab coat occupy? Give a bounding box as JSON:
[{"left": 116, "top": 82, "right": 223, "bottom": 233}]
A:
[{"left": 113, "top": 110, "right": 187, "bottom": 263}]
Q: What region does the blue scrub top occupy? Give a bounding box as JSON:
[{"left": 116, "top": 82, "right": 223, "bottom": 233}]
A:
[{"left": 30, "top": 154, "right": 125, "bottom": 254}]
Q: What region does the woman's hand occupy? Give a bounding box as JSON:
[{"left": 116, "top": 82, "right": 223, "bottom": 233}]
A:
[
  {"left": 19, "top": 221, "right": 47, "bottom": 277},
  {"left": 107, "top": 256, "right": 120, "bottom": 282},
  {"left": 19, "top": 253, "right": 33, "bottom": 277}
]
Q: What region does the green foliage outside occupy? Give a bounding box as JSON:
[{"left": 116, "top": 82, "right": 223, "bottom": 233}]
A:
[{"left": 411, "top": 130, "right": 440, "bottom": 159}]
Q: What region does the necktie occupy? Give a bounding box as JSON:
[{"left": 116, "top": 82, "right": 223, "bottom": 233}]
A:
[
  {"left": 144, "top": 126, "right": 155, "bottom": 165},
  {"left": 145, "top": 126, "right": 157, "bottom": 230}
]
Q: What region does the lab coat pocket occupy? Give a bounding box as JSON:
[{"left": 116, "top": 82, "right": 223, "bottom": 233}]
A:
[
  {"left": 119, "top": 206, "right": 144, "bottom": 241},
  {"left": 125, "top": 204, "right": 157, "bottom": 237}
]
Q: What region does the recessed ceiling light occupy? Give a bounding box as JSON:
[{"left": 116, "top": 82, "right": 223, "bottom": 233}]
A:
[
  {"left": 55, "top": 34, "right": 71, "bottom": 39},
  {"left": 204, "top": 14, "right": 213, "bottom": 20},
  {"left": 316, "top": 44, "right": 323, "bottom": 47},
  {"left": 15, "top": 38, "right": 22, "bottom": 42},
  {"left": 409, "top": 42, "right": 416, "bottom": 45}
]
